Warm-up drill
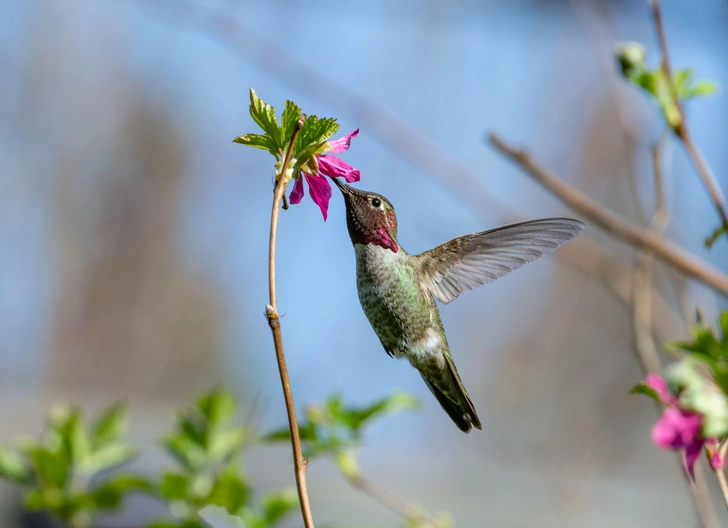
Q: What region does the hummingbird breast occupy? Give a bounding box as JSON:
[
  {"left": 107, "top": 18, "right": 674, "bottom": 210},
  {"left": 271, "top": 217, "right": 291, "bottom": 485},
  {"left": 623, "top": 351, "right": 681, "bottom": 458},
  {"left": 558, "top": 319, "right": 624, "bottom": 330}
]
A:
[{"left": 354, "top": 243, "right": 446, "bottom": 362}]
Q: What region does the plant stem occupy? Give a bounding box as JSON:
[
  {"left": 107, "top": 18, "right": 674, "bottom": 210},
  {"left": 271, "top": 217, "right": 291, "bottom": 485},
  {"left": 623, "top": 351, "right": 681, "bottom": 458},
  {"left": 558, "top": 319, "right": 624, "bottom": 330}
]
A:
[
  {"left": 648, "top": 0, "right": 728, "bottom": 230},
  {"left": 347, "top": 472, "right": 441, "bottom": 527},
  {"left": 266, "top": 116, "right": 315, "bottom": 528}
]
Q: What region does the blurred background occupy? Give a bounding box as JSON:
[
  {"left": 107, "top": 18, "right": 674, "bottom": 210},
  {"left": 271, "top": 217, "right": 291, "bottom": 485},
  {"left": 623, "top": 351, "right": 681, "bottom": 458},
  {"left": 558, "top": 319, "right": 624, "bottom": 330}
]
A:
[{"left": 2, "top": 0, "right": 728, "bottom": 526}]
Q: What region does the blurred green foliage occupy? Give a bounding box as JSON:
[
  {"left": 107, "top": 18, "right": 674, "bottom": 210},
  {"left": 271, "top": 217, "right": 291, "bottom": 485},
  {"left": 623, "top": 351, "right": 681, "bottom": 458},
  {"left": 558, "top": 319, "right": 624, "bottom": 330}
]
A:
[
  {"left": 0, "top": 403, "right": 147, "bottom": 528},
  {"left": 0, "top": 389, "right": 441, "bottom": 528}
]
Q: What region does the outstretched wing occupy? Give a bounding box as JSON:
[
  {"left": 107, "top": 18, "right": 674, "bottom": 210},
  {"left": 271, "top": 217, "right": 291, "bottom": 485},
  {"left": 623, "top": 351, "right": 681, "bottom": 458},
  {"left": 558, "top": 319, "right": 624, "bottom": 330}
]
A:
[{"left": 416, "top": 218, "right": 584, "bottom": 304}]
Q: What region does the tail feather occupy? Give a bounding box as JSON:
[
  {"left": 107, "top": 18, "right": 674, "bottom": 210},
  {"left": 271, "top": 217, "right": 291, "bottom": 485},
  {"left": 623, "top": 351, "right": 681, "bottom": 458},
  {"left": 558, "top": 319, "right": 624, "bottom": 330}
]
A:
[{"left": 420, "top": 357, "right": 481, "bottom": 433}]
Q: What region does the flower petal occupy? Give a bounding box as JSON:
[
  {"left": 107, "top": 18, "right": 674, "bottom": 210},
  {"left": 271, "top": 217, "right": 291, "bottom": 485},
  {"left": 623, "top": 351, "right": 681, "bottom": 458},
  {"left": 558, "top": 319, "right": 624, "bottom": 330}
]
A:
[
  {"left": 289, "top": 174, "right": 305, "bottom": 205},
  {"left": 706, "top": 438, "right": 725, "bottom": 470},
  {"left": 683, "top": 437, "right": 705, "bottom": 480},
  {"left": 305, "top": 173, "right": 333, "bottom": 221},
  {"left": 327, "top": 129, "right": 359, "bottom": 154},
  {"left": 651, "top": 408, "right": 702, "bottom": 449},
  {"left": 645, "top": 373, "right": 678, "bottom": 405},
  {"left": 319, "top": 155, "right": 360, "bottom": 183}
]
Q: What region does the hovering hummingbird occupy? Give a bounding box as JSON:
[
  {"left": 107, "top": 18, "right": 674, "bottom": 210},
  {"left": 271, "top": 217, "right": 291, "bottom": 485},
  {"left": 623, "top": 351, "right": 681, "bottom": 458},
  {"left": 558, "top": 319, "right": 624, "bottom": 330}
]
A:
[{"left": 332, "top": 178, "right": 584, "bottom": 432}]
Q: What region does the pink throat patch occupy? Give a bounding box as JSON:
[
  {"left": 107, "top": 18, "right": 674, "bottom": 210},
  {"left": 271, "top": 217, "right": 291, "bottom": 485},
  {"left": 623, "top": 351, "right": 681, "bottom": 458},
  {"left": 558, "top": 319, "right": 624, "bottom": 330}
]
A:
[{"left": 364, "top": 228, "right": 398, "bottom": 253}]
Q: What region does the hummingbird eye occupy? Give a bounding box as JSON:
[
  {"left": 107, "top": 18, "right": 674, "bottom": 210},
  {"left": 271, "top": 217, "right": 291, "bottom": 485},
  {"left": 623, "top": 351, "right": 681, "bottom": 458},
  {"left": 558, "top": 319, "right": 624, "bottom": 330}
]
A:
[{"left": 371, "top": 197, "right": 381, "bottom": 208}]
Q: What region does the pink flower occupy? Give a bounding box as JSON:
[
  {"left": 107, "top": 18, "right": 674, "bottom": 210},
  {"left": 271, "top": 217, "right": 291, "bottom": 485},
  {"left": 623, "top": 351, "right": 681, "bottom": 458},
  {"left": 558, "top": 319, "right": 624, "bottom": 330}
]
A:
[
  {"left": 289, "top": 129, "right": 360, "bottom": 220},
  {"left": 645, "top": 373, "right": 678, "bottom": 405},
  {"left": 645, "top": 374, "right": 725, "bottom": 479}
]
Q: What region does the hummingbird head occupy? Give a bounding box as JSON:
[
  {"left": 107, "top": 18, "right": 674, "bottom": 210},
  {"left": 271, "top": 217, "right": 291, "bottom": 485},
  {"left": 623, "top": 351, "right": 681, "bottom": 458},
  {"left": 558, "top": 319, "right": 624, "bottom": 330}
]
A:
[{"left": 332, "top": 178, "right": 399, "bottom": 253}]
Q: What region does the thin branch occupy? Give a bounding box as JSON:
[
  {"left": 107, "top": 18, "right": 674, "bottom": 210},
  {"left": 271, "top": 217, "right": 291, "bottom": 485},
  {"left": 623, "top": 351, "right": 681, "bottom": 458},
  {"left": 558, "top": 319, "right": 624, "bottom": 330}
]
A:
[
  {"left": 648, "top": 0, "right": 728, "bottom": 229},
  {"left": 717, "top": 441, "right": 728, "bottom": 513},
  {"left": 488, "top": 132, "right": 728, "bottom": 298},
  {"left": 347, "top": 473, "right": 442, "bottom": 528},
  {"left": 632, "top": 131, "right": 670, "bottom": 374},
  {"left": 266, "top": 116, "right": 315, "bottom": 528}
]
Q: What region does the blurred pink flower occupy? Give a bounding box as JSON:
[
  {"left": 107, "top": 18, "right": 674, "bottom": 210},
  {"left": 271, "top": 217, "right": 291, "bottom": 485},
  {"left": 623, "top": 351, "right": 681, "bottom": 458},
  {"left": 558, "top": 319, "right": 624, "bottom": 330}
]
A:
[
  {"left": 646, "top": 374, "right": 724, "bottom": 479},
  {"left": 289, "top": 129, "right": 360, "bottom": 220}
]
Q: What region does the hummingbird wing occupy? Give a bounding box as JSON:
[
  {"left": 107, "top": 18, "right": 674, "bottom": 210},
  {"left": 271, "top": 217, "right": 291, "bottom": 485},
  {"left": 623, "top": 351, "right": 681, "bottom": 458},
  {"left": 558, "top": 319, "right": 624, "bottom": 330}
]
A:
[{"left": 416, "top": 218, "right": 584, "bottom": 304}]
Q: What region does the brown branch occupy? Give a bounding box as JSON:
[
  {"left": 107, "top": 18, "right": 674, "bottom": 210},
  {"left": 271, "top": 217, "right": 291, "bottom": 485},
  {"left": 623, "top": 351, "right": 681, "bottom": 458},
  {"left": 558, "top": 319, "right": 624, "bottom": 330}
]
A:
[
  {"left": 488, "top": 132, "right": 728, "bottom": 298},
  {"left": 648, "top": 0, "right": 728, "bottom": 229},
  {"left": 266, "top": 117, "right": 315, "bottom": 528}
]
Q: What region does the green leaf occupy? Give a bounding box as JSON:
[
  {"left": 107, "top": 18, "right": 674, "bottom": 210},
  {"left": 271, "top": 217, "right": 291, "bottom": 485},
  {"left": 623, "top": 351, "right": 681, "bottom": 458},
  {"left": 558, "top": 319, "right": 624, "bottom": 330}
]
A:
[
  {"left": 93, "top": 403, "right": 129, "bottom": 448},
  {"left": 341, "top": 391, "right": 420, "bottom": 431},
  {"left": 233, "top": 134, "right": 279, "bottom": 158},
  {"left": 207, "top": 470, "right": 249, "bottom": 514},
  {"left": 690, "top": 80, "right": 719, "bottom": 97},
  {"left": 197, "top": 390, "right": 238, "bottom": 428},
  {"left": 705, "top": 224, "right": 728, "bottom": 249},
  {"left": 61, "top": 408, "right": 90, "bottom": 465},
  {"left": 280, "top": 100, "right": 303, "bottom": 147},
  {"left": 159, "top": 472, "right": 189, "bottom": 501},
  {"left": 80, "top": 443, "right": 136, "bottom": 474},
  {"left": 163, "top": 434, "right": 206, "bottom": 471},
  {"left": 629, "top": 382, "right": 659, "bottom": 401},
  {"left": 91, "top": 475, "right": 154, "bottom": 508},
  {"left": 209, "top": 427, "right": 248, "bottom": 461},
  {"left": 0, "top": 444, "right": 30, "bottom": 484},
  {"left": 29, "top": 446, "right": 70, "bottom": 489},
  {"left": 294, "top": 115, "right": 339, "bottom": 158},
  {"left": 261, "top": 489, "right": 298, "bottom": 525},
  {"left": 249, "top": 89, "right": 281, "bottom": 148}
]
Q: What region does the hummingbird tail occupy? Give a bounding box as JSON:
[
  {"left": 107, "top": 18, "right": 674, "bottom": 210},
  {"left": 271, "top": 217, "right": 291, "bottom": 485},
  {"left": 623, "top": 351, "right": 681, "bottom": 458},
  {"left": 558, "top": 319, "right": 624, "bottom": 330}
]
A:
[{"left": 420, "top": 356, "right": 482, "bottom": 433}]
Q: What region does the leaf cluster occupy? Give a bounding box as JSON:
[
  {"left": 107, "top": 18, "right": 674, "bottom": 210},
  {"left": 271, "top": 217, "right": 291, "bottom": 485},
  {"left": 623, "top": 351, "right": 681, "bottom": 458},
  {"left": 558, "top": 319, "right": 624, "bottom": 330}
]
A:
[
  {"left": 0, "top": 403, "right": 147, "bottom": 526},
  {"left": 616, "top": 42, "right": 718, "bottom": 132},
  {"left": 233, "top": 89, "right": 340, "bottom": 180},
  {"left": 669, "top": 312, "right": 728, "bottom": 395},
  {"left": 262, "top": 391, "right": 419, "bottom": 478}
]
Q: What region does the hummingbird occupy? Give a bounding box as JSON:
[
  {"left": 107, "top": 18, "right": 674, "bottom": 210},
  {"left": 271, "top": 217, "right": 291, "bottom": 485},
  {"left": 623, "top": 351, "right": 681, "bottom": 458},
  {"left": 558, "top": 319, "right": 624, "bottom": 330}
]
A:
[{"left": 332, "top": 178, "right": 584, "bottom": 433}]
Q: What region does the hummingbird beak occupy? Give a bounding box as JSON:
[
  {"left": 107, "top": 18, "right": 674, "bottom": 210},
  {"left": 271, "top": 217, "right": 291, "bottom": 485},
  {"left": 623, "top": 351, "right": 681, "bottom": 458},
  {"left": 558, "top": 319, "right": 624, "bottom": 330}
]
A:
[{"left": 332, "top": 177, "right": 352, "bottom": 195}]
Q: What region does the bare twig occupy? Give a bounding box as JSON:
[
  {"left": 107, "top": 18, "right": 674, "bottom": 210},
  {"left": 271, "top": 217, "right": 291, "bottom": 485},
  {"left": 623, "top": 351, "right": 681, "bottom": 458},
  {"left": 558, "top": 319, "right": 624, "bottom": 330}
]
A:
[
  {"left": 488, "top": 132, "right": 728, "bottom": 298},
  {"left": 648, "top": 0, "right": 728, "bottom": 229},
  {"left": 632, "top": 131, "right": 671, "bottom": 374},
  {"left": 717, "top": 441, "right": 728, "bottom": 513},
  {"left": 266, "top": 117, "right": 315, "bottom": 528},
  {"left": 347, "top": 473, "right": 442, "bottom": 528}
]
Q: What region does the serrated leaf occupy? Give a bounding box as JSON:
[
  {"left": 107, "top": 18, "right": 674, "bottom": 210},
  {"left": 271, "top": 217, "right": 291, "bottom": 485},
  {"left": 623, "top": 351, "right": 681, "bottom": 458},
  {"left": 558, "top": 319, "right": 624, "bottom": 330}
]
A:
[
  {"left": 0, "top": 444, "right": 30, "bottom": 484},
  {"left": 249, "top": 89, "right": 281, "bottom": 148},
  {"left": 233, "top": 133, "right": 279, "bottom": 158},
  {"left": 159, "top": 472, "right": 189, "bottom": 501},
  {"left": 294, "top": 116, "right": 339, "bottom": 158},
  {"left": 629, "top": 382, "right": 660, "bottom": 401},
  {"left": 281, "top": 100, "right": 303, "bottom": 147},
  {"left": 261, "top": 489, "right": 298, "bottom": 525},
  {"left": 93, "top": 403, "right": 129, "bottom": 449}
]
